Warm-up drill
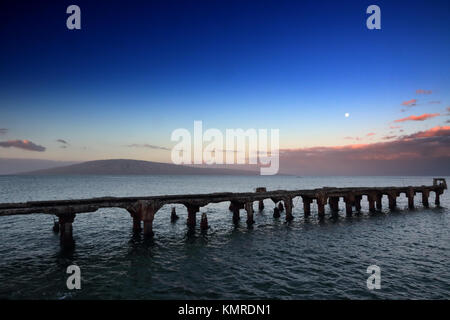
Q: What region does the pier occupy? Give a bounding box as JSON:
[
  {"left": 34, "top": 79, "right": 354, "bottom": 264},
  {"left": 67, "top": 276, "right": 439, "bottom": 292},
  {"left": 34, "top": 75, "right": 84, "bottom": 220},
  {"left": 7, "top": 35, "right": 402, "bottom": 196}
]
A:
[{"left": 0, "top": 178, "right": 446, "bottom": 248}]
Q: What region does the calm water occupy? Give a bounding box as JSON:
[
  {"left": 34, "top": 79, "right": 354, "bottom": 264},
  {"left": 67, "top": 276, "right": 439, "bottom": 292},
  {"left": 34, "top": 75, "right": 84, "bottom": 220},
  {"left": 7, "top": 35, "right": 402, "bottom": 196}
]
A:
[{"left": 0, "top": 175, "right": 448, "bottom": 300}]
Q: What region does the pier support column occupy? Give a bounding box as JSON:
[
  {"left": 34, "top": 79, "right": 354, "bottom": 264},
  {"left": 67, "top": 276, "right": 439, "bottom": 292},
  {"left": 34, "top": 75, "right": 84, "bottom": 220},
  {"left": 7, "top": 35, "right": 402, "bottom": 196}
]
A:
[
  {"left": 435, "top": 191, "right": 441, "bottom": 206},
  {"left": 283, "top": 197, "right": 293, "bottom": 222},
  {"left": 186, "top": 204, "right": 200, "bottom": 228},
  {"left": 302, "top": 196, "right": 312, "bottom": 217},
  {"left": 171, "top": 207, "right": 179, "bottom": 222},
  {"left": 273, "top": 207, "right": 280, "bottom": 218},
  {"left": 258, "top": 200, "right": 264, "bottom": 211},
  {"left": 200, "top": 213, "right": 208, "bottom": 231},
  {"left": 127, "top": 207, "right": 142, "bottom": 232},
  {"left": 230, "top": 201, "right": 243, "bottom": 224},
  {"left": 354, "top": 195, "right": 362, "bottom": 213},
  {"left": 388, "top": 192, "right": 397, "bottom": 210},
  {"left": 316, "top": 196, "right": 327, "bottom": 220},
  {"left": 344, "top": 193, "right": 355, "bottom": 217},
  {"left": 407, "top": 187, "right": 415, "bottom": 209},
  {"left": 58, "top": 213, "right": 76, "bottom": 249},
  {"left": 138, "top": 200, "right": 161, "bottom": 237},
  {"left": 255, "top": 187, "right": 266, "bottom": 211},
  {"left": 376, "top": 194, "right": 382, "bottom": 211},
  {"left": 329, "top": 197, "right": 339, "bottom": 213},
  {"left": 421, "top": 190, "right": 430, "bottom": 208},
  {"left": 52, "top": 217, "right": 60, "bottom": 233},
  {"left": 368, "top": 193, "right": 376, "bottom": 213},
  {"left": 278, "top": 202, "right": 284, "bottom": 212},
  {"left": 245, "top": 202, "right": 254, "bottom": 226}
]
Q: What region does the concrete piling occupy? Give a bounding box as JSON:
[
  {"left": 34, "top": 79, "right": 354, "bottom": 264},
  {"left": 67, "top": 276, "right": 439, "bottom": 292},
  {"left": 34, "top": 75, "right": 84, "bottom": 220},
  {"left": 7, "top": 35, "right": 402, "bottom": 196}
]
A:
[
  {"left": 302, "top": 196, "right": 312, "bottom": 217},
  {"left": 421, "top": 189, "right": 429, "bottom": 208},
  {"left": 171, "top": 207, "right": 179, "bottom": 222},
  {"left": 376, "top": 194, "right": 382, "bottom": 211},
  {"left": 186, "top": 204, "right": 199, "bottom": 228},
  {"left": 245, "top": 202, "right": 254, "bottom": 226},
  {"left": 284, "top": 197, "right": 294, "bottom": 221},
  {"left": 200, "top": 212, "right": 208, "bottom": 230},
  {"left": 273, "top": 207, "right": 280, "bottom": 218},
  {"left": 388, "top": 192, "right": 397, "bottom": 210},
  {"left": 407, "top": 187, "right": 415, "bottom": 209}
]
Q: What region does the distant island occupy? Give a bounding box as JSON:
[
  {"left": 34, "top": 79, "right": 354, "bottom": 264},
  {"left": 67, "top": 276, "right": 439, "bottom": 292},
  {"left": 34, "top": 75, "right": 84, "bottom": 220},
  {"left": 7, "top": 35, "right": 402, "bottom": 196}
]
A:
[{"left": 15, "top": 159, "right": 259, "bottom": 175}]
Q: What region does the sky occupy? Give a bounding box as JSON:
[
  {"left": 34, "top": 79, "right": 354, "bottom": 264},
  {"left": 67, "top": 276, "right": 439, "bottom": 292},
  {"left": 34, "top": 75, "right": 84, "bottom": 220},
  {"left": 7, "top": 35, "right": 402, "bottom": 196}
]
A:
[{"left": 0, "top": 0, "right": 449, "bottom": 174}]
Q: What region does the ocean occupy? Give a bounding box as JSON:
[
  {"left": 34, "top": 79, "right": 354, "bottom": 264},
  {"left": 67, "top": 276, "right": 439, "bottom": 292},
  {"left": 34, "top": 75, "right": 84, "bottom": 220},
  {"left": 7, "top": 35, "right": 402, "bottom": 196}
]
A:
[{"left": 0, "top": 175, "right": 448, "bottom": 299}]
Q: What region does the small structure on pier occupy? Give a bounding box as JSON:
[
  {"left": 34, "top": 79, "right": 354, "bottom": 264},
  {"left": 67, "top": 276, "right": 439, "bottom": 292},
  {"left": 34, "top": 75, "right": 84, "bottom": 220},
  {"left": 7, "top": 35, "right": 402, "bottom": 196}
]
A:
[{"left": 0, "top": 178, "right": 446, "bottom": 248}]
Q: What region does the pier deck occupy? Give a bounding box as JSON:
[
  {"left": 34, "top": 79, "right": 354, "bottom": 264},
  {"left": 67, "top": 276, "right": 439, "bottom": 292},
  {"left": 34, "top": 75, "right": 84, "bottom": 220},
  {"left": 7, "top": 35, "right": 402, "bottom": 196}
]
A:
[{"left": 0, "top": 178, "right": 446, "bottom": 248}]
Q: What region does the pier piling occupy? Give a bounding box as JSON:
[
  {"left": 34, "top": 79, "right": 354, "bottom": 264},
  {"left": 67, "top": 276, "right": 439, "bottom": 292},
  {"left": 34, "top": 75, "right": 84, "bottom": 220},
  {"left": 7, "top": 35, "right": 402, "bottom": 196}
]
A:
[
  {"left": 302, "top": 196, "right": 312, "bottom": 217},
  {"left": 407, "top": 187, "right": 415, "bottom": 209},
  {"left": 200, "top": 213, "right": 208, "bottom": 230},
  {"left": 354, "top": 195, "right": 362, "bottom": 212},
  {"left": 376, "top": 194, "right": 382, "bottom": 211},
  {"left": 368, "top": 193, "right": 376, "bottom": 213},
  {"left": 317, "top": 196, "right": 326, "bottom": 219},
  {"left": 284, "top": 198, "right": 293, "bottom": 221},
  {"left": 170, "top": 207, "right": 179, "bottom": 222},
  {"left": 58, "top": 213, "right": 75, "bottom": 249},
  {"left": 421, "top": 190, "right": 430, "bottom": 208},
  {"left": 388, "top": 192, "right": 397, "bottom": 210},
  {"left": 245, "top": 202, "right": 254, "bottom": 226},
  {"left": 273, "top": 207, "right": 280, "bottom": 218},
  {"left": 186, "top": 204, "right": 199, "bottom": 228}
]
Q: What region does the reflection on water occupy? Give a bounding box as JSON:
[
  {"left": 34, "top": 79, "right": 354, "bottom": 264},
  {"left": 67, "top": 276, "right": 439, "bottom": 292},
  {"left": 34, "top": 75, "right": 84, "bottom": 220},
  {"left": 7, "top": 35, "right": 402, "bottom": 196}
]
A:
[{"left": 0, "top": 175, "right": 448, "bottom": 299}]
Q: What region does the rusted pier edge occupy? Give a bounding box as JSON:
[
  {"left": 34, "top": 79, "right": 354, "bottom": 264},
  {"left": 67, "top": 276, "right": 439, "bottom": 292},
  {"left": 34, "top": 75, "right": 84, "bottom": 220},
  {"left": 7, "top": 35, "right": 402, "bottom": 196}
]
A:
[{"left": 0, "top": 178, "right": 446, "bottom": 247}]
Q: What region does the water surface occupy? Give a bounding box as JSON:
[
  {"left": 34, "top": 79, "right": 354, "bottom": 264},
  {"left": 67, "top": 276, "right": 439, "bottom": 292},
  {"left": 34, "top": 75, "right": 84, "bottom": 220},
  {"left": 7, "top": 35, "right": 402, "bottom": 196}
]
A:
[{"left": 0, "top": 175, "right": 448, "bottom": 299}]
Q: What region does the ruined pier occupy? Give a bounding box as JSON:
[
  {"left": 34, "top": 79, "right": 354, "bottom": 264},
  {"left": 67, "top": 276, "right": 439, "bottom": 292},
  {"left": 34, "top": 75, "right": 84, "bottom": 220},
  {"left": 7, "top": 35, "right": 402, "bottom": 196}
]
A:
[{"left": 0, "top": 178, "right": 446, "bottom": 248}]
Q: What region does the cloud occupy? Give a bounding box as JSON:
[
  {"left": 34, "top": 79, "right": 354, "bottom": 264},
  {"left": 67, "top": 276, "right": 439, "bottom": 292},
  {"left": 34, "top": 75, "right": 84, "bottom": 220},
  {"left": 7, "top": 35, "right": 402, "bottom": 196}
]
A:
[
  {"left": 126, "top": 144, "right": 171, "bottom": 151},
  {"left": 56, "top": 139, "right": 69, "bottom": 145},
  {"left": 389, "top": 125, "right": 401, "bottom": 129},
  {"left": 404, "top": 125, "right": 450, "bottom": 139},
  {"left": 394, "top": 113, "right": 440, "bottom": 123},
  {"left": 277, "top": 126, "right": 450, "bottom": 175},
  {"left": 416, "top": 89, "right": 432, "bottom": 94},
  {"left": 343, "top": 136, "right": 361, "bottom": 141},
  {"left": 366, "top": 132, "right": 376, "bottom": 137},
  {"left": 0, "top": 140, "right": 46, "bottom": 152},
  {"left": 429, "top": 101, "right": 441, "bottom": 104},
  {"left": 402, "top": 99, "right": 417, "bottom": 106},
  {"left": 0, "top": 128, "right": 7, "bottom": 135}
]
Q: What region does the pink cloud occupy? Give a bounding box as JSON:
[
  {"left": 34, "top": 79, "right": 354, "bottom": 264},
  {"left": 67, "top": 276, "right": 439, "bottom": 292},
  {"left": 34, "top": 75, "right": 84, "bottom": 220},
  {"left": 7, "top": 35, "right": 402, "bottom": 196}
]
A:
[
  {"left": 0, "top": 140, "right": 46, "bottom": 152},
  {"left": 416, "top": 89, "right": 432, "bottom": 94},
  {"left": 402, "top": 99, "right": 417, "bottom": 106},
  {"left": 277, "top": 126, "right": 450, "bottom": 175},
  {"left": 366, "top": 132, "right": 376, "bottom": 137},
  {"left": 394, "top": 113, "right": 440, "bottom": 123}
]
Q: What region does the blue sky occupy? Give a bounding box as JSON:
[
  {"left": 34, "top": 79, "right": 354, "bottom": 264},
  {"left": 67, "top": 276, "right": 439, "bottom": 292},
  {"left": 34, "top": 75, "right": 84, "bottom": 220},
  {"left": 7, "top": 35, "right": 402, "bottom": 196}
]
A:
[{"left": 0, "top": 0, "right": 449, "bottom": 170}]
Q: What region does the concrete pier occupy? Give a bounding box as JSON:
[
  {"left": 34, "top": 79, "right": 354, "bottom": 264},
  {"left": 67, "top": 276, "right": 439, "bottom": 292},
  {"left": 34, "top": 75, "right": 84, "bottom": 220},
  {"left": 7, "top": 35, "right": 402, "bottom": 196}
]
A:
[
  {"left": 186, "top": 204, "right": 199, "bottom": 228},
  {"left": 200, "top": 213, "right": 208, "bottom": 230},
  {"left": 302, "top": 196, "right": 312, "bottom": 217},
  {"left": 284, "top": 197, "right": 293, "bottom": 221},
  {"left": 0, "top": 178, "right": 446, "bottom": 247},
  {"left": 245, "top": 202, "right": 254, "bottom": 226}
]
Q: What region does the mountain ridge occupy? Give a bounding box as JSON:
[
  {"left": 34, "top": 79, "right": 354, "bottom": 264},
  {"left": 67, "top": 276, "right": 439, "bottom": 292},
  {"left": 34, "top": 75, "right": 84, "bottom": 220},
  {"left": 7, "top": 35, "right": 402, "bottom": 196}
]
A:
[{"left": 17, "top": 159, "right": 259, "bottom": 175}]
